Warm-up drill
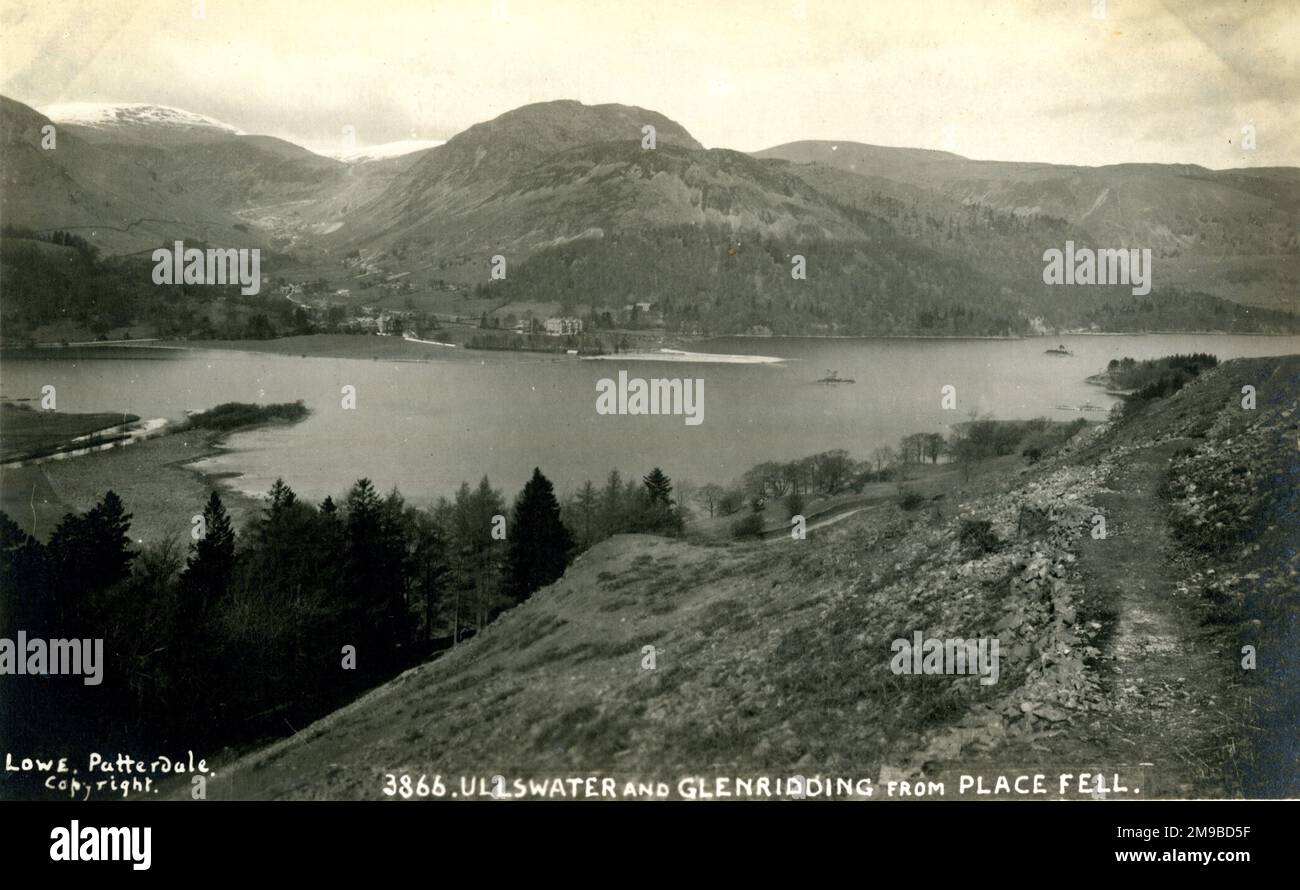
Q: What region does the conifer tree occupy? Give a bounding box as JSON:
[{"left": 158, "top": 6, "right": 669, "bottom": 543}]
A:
[
  {"left": 184, "top": 491, "right": 235, "bottom": 611},
  {"left": 571, "top": 480, "right": 598, "bottom": 548},
  {"left": 506, "top": 468, "right": 574, "bottom": 602},
  {"left": 643, "top": 468, "right": 673, "bottom": 505}
]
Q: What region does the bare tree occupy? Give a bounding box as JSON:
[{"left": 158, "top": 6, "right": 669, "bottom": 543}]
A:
[
  {"left": 696, "top": 484, "right": 726, "bottom": 518},
  {"left": 899, "top": 433, "right": 930, "bottom": 471},
  {"left": 673, "top": 478, "right": 697, "bottom": 520},
  {"left": 810, "top": 449, "right": 854, "bottom": 493},
  {"left": 871, "top": 446, "right": 896, "bottom": 476},
  {"left": 924, "top": 433, "right": 946, "bottom": 464}
]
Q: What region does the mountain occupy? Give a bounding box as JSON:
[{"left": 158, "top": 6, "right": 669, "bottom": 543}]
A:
[
  {"left": 0, "top": 97, "right": 331, "bottom": 341},
  {"left": 756, "top": 141, "right": 1300, "bottom": 311},
  {"left": 323, "top": 101, "right": 1028, "bottom": 333},
  {"left": 4, "top": 95, "right": 1297, "bottom": 335},
  {"left": 41, "top": 102, "right": 243, "bottom": 144},
  {"left": 327, "top": 99, "right": 709, "bottom": 251},
  {"left": 324, "top": 100, "right": 1296, "bottom": 334},
  {"left": 0, "top": 96, "right": 258, "bottom": 255},
  {"left": 753, "top": 140, "right": 969, "bottom": 181},
  {"left": 36, "top": 99, "right": 413, "bottom": 248}
]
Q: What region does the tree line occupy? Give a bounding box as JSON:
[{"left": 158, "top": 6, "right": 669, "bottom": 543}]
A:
[
  {"left": 691, "top": 442, "right": 948, "bottom": 520},
  {"left": 692, "top": 422, "right": 1091, "bottom": 538},
  {"left": 0, "top": 232, "right": 308, "bottom": 344},
  {"left": 0, "top": 464, "right": 685, "bottom": 770}
]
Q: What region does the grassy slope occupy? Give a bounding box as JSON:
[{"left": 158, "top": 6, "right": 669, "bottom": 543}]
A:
[{"left": 194, "top": 356, "right": 1298, "bottom": 799}]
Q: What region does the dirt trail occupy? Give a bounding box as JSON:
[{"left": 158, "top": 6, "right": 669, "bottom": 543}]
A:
[
  {"left": 1073, "top": 439, "right": 1237, "bottom": 797},
  {"left": 762, "top": 503, "right": 876, "bottom": 542},
  {"left": 958, "top": 439, "right": 1241, "bottom": 797}
]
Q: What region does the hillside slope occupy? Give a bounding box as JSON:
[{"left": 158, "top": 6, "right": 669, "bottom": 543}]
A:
[
  {"left": 194, "top": 355, "right": 1299, "bottom": 800},
  {"left": 330, "top": 100, "right": 1277, "bottom": 336},
  {"left": 0, "top": 97, "right": 258, "bottom": 256},
  {"left": 328, "top": 106, "right": 1297, "bottom": 333},
  {"left": 40, "top": 101, "right": 395, "bottom": 248},
  {"left": 6, "top": 95, "right": 1296, "bottom": 334},
  {"left": 757, "top": 140, "right": 1300, "bottom": 311}
]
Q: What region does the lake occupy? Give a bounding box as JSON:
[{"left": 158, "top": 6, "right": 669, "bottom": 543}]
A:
[{"left": 2, "top": 334, "right": 1296, "bottom": 505}]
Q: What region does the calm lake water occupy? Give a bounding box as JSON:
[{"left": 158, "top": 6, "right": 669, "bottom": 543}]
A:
[{"left": 3, "top": 334, "right": 1297, "bottom": 505}]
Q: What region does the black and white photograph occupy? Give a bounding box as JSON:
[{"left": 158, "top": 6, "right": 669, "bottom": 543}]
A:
[{"left": 0, "top": 0, "right": 1296, "bottom": 870}]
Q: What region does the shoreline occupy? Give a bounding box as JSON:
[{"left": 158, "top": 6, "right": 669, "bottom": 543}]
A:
[
  {"left": 3, "top": 328, "right": 1299, "bottom": 362},
  {"left": 1, "top": 417, "right": 169, "bottom": 469},
  {"left": 171, "top": 430, "right": 261, "bottom": 506},
  {"left": 0, "top": 427, "right": 264, "bottom": 543},
  {"left": 701, "top": 330, "right": 1300, "bottom": 341},
  {"left": 583, "top": 348, "right": 786, "bottom": 364},
  {"left": 166, "top": 408, "right": 315, "bottom": 507},
  {"left": 0, "top": 411, "right": 310, "bottom": 543}
]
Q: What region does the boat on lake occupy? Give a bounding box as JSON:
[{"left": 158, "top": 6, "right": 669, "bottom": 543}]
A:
[
  {"left": 1045, "top": 344, "right": 1073, "bottom": 356},
  {"left": 815, "top": 370, "right": 855, "bottom": 384}
]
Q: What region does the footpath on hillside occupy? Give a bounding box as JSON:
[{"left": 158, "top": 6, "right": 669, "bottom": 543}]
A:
[
  {"left": 948, "top": 439, "right": 1241, "bottom": 798},
  {"left": 1077, "top": 439, "right": 1239, "bottom": 797}
]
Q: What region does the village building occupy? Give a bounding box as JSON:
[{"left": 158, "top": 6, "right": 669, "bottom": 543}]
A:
[{"left": 544, "top": 317, "right": 584, "bottom": 336}]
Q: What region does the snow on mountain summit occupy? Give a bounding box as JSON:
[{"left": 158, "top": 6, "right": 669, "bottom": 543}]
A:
[{"left": 40, "top": 102, "right": 244, "bottom": 135}]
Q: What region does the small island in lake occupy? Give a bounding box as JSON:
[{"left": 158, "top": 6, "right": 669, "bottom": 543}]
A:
[{"left": 815, "top": 370, "right": 855, "bottom": 384}]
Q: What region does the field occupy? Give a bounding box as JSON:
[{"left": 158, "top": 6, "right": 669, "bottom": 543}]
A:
[
  {"left": 0, "top": 403, "right": 140, "bottom": 462},
  {"left": 0, "top": 429, "right": 263, "bottom": 545}
]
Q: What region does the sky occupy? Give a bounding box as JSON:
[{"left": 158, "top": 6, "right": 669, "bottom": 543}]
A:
[{"left": 1, "top": 0, "right": 1296, "bottom": 167}]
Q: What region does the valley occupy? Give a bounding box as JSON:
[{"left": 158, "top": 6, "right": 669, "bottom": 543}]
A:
[{"left": 2, "top": 96, "right": 1297, "bottom": 347}]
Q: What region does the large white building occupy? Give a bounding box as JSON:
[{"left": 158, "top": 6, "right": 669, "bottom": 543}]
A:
[{"left": 544, "top": 317, "right": 583, "bottom": 336}]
